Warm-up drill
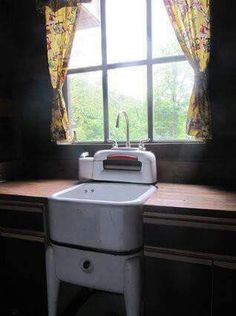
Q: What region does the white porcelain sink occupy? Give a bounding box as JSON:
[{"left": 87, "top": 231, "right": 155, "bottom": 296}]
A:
[
  {"left": 52, "top": 182, "right": 155, "bottom": 204},
  {"left": 49, "top": 182, "right": 156, "bottom": 252}
]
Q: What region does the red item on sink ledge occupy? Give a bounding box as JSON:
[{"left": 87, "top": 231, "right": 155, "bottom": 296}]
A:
[{"left": 106, "top": 154, "right": 138, "bottom": 161}]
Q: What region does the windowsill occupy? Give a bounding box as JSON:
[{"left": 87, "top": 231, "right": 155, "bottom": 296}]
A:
[{"left": 56, "top": 140, "right": 204, "bottom": 146}]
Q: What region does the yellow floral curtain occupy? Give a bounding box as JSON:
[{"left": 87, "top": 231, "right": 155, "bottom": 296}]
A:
[
  {"left": 163, "top": 0, "right": 211, "bottom": 139},
  {"left": 45, "top": 1, "right": 80, "bottom": 142}
]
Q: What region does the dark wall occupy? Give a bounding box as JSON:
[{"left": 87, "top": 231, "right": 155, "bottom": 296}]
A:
[
  {"left": 0, "top": 0, "right": 18, "bottom": 164},
  {"left": 209, "top": 0, "right": 236, "bottom": 156},
  {"left": 0, "top": 0, "right": 14, "bottom": 98},
  {"left": 3, "top": 0, "right": 236, "bottom": 184}
]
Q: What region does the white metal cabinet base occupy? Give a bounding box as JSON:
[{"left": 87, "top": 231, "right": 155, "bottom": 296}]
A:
[{"left": 46, "top": 245, "right": 143, "bottom": 316}]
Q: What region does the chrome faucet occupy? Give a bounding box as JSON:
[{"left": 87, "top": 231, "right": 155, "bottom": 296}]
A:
[{"left": 115, "top": 110, "right": 130, "bottom": 147}]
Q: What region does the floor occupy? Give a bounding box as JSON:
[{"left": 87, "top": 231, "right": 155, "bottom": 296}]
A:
[{"left": 74, "top": 291, "right": 126, "bottom": 316}]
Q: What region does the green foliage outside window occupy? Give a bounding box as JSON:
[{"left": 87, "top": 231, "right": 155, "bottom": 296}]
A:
[{"left": 68, "top": 60, "right": 193, "bottom": 142}]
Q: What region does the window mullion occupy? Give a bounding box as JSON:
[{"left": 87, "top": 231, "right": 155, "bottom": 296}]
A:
[
  {"left": 147, "top": 0, "right": 153, "bottom": 141},
  {"left": 101, "top": 0, "right": 109, "bottom": 142}
]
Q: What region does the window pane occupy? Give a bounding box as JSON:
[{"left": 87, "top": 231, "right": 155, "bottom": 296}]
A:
[
  {"left": 67, "top": 71, "right": 104, "bottom": 141},
  {"left": 69, "top": 0, "right": 101, "bottom": 68},
  {"left": 153, "top": 61, "right": 194, "bottom": 140},
  {"left": 108, "top": 66, "right": 147, "bottom": 142},
  {"left": 106, "top": 0, "right": 146, "bottom": 63},
  {"left": 152, "top": 0, "right": 183, "bottom": 57}
]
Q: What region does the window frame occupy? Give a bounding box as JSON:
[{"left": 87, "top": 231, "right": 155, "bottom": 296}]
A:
[{"left": 65, "top": 0, "right": 198, "bottom": 146}]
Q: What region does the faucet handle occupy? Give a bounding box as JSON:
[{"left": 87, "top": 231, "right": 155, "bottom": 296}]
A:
[
  {"left": 138, "top": 138, "right": 150, "bottom": 150},
  {"left": 108, "top": 139, "right": 118, "bottom": 149}
]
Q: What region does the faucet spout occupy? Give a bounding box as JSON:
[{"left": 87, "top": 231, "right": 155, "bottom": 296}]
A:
[{"left": 115, "top": 110, "right": 130, "bottom": 148}]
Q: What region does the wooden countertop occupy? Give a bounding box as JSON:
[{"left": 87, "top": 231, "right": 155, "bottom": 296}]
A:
[
  {"left": 145, "top": 183, "right": 236, "bottom": 211},
  {"left": 0, "top": 179, "right": 78, "bottom": 202},
  {"left": 144, "top": 183, "right": 236, "bottom": 218},
  {"left": 0, "top": 180, "right": 235, "bottom": 216}
]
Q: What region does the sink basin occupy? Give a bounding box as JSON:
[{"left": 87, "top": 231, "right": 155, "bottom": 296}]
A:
[
  {"left": 52, "top": 182, "right": 155, "bottom": 204},
  {"left": 49, "top": 182, "right": 156, "bottom": 252}
]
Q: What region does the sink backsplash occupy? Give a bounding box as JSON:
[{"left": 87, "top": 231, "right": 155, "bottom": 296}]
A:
[
  {"left": 0, "top": 158, "right": 234, "bottom": 186},
  {"left": 0, "top": 161, "right": 25, "bottom": 181}
]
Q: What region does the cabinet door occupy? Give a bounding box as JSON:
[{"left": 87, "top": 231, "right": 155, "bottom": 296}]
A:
[
  {"left": 1, "top": 235, "right": 48, "bottom": 316},
  {"left": 212, "top": 261, "right": 236, "bottom": 316},
  {"left": 144, "top": 252, "right": 212, "bottom": 316}
]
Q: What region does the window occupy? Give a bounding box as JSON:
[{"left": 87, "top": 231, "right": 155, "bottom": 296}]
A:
[{"left": 67, "top": 0, "right": 194, "bottom": 143}]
